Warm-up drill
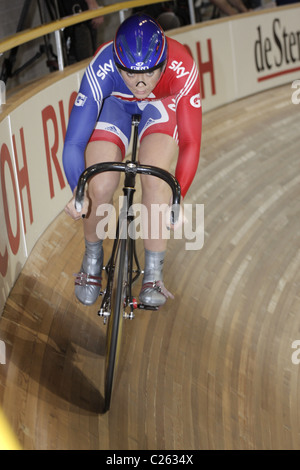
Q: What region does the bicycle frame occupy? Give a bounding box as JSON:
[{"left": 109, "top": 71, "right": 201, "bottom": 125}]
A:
[
  {"left": 75, "top": 114, "right": 181, "bottom": 411},
  {"left": 75, "top": 114, "right": 181, "bottom": 320}
]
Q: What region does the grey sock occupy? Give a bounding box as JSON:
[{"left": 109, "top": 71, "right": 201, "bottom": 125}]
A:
[
  {"left": 75, "top": 239, "right": 103, "bottom": 306},
  {"left": 82, "top": 239, "right": 103, "bottom": 273},
  {"left": 143, "top": 249, "right": 166, "bottom": 284}
]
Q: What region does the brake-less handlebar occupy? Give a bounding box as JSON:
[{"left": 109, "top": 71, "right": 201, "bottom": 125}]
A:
[{"left": 75, "top": 161, "right": 181, "bottom": 225}]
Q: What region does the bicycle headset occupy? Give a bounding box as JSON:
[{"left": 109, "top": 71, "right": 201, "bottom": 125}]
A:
[{"left": 113, "top": 13, "right": 167, "bottom": 74}]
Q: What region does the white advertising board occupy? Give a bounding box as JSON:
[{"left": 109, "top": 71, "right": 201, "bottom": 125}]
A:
[
  {"left": 231, "top": 8, "right": 300, "bottom": 97},
  {"left": 0, "top": 116, "right": 27, "bottom": 313},
  {"left": 173, "top": 21, "right": 237, "bottom": 112},
  {"left": 9, "top": 75, "right": 79, "bottom": 254}
]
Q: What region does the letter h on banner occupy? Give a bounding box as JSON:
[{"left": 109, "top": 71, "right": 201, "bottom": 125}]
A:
[{"left": 196, "top": 39, "right": 216, "bottom": 99}]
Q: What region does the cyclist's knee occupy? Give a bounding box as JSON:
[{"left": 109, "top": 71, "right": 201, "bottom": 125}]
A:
[
  {"left": 88, "top": 173, "right": 120, "bottom": 204},
  {"left": 141, "top": 175, "right": 171, "bottom": 204},
  {"left": 141, "top": 174, "right": 166, "bottom": 194}
]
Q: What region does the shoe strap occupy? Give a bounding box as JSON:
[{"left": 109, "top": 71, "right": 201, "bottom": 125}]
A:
[
  {"left": 73, "top": 272, "right": 102, "bottom": 287},
  {"left": 141, "top": 280, "right": 174, "bottom": 300}
]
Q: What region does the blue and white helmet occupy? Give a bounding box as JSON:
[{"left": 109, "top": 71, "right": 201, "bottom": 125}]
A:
[{"left": 113, "top": 14, "right": 167, "bottom": 73}]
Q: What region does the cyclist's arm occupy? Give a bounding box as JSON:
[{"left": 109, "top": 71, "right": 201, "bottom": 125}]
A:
[
  {"left": 62, "top": 69, "right": 103, "bottom": 192},
  {"left": 62, "top": 95, "right": 100, "bottom": 219},
  {"left": 62, "top": 99, "right": 99, "bottom": 192},
  {"left": 175, "top": 90, "right": 202, "bottom": 198}
]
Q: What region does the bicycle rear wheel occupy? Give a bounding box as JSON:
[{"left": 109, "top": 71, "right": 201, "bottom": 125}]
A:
[{"left": 103, "top": 235, "right": 127, "bottom": 412}]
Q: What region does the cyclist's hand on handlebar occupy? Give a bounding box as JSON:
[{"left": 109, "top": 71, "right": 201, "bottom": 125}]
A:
[
  {"left": 165, "top": 197, "right": 186, "bottom": 231},
  {"left": 64, "top": 187, "right": 90, "bottom": 220}
]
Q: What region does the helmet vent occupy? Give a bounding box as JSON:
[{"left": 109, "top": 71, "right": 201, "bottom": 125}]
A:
[
  {"left": 118, "top": 35, "right": 136, "bottom": 64},
  {"left": 143, "top": 33, "right": 158, "bottom": 64}
]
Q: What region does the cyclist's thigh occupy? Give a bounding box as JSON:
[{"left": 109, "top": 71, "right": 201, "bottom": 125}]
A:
[
  {"left": 85, "top": 140, "right": 123, "bottom": 199},
  {"left": 86, "top": 140, "right": 122, "bottom": 167},
  {"left": 88, "top": 96, "right": 134, "bottom": 159},
  {"left": 138, "top": 133, "right": 178, "bottom": 171},
  {"left": 86, "top": 97, "right": 137, "bottom": 193},
  {"left": 138, "top": 96, "right": 178, "bottom": 170}
]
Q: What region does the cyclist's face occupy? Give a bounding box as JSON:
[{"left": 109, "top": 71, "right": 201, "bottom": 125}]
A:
[{"left": 120, "top": 69, "right": 162, "bottom": 99}]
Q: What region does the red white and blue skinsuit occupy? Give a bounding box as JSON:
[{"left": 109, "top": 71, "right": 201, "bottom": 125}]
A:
[{"left": 63, "top": 37, "right": 202, "bottom": 198}]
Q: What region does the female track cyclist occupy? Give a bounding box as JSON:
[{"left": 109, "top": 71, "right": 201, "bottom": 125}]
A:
[{"left": 63, "top": 13, "right": 202, "bottom": 308}]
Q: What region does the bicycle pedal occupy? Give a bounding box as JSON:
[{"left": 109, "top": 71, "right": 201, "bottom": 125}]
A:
[{"left": 137, "top": 303, "right": 159, "bottom": 311}]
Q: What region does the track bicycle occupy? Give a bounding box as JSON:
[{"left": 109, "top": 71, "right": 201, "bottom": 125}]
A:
[{"left": 75, "top": 114, "right": 181, "bottom": 412}]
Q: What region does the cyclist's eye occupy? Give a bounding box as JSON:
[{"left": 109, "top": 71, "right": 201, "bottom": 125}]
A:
[{"left": 146, "top": 72, "right": 154, "bottom": 77}]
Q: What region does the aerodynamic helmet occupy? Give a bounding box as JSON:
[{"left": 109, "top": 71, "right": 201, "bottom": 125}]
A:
[{"left": 113, "top": 14, "right": 167, "bottom": 73}]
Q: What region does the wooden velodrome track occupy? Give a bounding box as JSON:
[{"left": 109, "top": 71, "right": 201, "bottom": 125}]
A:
[{"left": 0, "top": 83, "right": 299, "bottom": 450}]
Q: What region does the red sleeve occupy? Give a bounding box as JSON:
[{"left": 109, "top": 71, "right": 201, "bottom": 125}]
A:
[{"left": 175, "top": 76, "right": 202, "bottom": 198}]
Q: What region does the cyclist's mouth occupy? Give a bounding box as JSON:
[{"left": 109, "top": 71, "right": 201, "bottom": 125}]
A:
[{"left": 134, "top": 90, "right": 149, "bottom": 98}]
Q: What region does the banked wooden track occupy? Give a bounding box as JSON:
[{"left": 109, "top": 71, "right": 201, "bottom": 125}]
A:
[{"left": 0, "top": 83, "right": 299, "bottom": 450}]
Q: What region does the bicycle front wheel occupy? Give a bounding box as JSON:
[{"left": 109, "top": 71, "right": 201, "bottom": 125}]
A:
[{"left": 103, "top": 236, "right": 127, "bottom": 412}]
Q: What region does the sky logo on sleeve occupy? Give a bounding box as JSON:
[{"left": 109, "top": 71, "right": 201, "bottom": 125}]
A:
[
  {"left": 96, "top": 59, "right": 114, "bottom": 79},
  {"left": 169, "top": 60, "right": 190, "bottom": 78}
]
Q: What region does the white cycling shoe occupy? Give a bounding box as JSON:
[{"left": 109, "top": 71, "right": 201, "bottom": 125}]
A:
[
  {"left": 138, "top": 249, "right": 174, "bottom": 308},
  {"left": 139, "top": 280, "right": 174, "bottom": 307}
]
